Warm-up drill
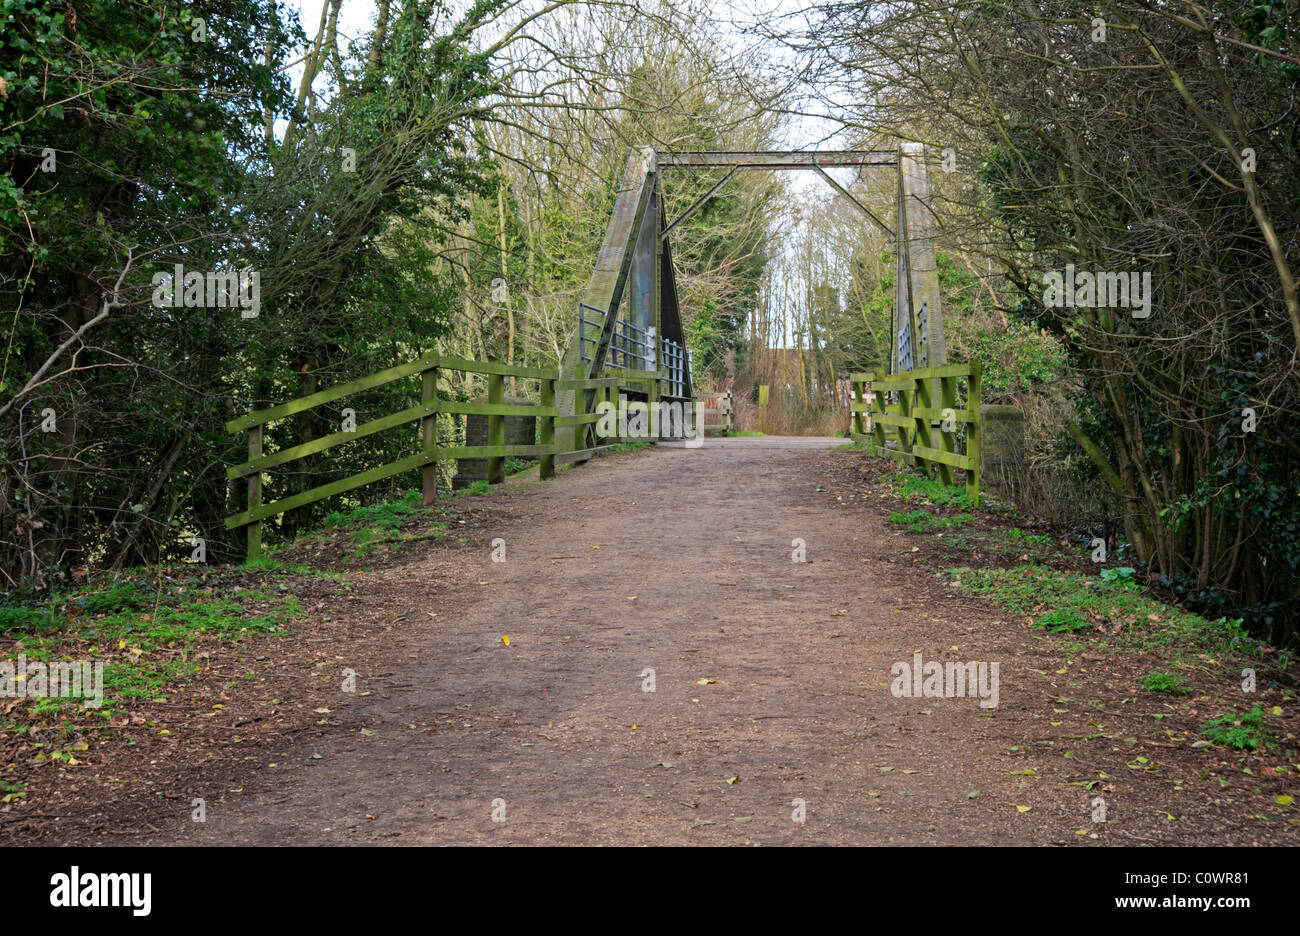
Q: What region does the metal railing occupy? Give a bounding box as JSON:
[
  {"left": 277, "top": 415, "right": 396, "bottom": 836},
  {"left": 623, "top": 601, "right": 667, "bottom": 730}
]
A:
[
  {"left": 577, "top": 302, "right": 689, "bottom": 393},
  {"left": 660, "top": 336, "right": 687, "bottom": 397},
  {"left": 577, "top": 302, "right": 606, "bottom": 364},
  {"left": 577, "top": 302, "right": 653, "bottom": 371},
  {"left": 608, "top": 317, "right": 653, "bottom": 371}
]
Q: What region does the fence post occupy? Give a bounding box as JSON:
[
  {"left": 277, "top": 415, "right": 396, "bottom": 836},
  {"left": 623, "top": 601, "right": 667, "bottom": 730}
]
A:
[
  {"left": 246, "top": 425, "right": 262, "bottom": 560},
  {"left": 870, "top": 372, "right": 888, "bottom": 452},
  {"left": 936, "top": 373, "right": 956, "bottom": 486},
  {"left": 915, "top": 370, "right": 945, "bottom": 483},
  {"left": 488, "top": 372, "right": 505, "bottom": 484},
  {"left": 540, "top": 376, "right": 556, "bottom": 479},
  {"left": 966, "top": 362, "right": 981, "bottom": 505},
  {"left": 646, "top": 373, "right": 659, "bottom": 444},
  {"left": 421, "top": 364, "right": 438, "bottom": 505},
  {"left": 726, "top": 391, "right": 733, "bottom": 433},
  {"left": 852, "top": 380, "right": 866, "bottom": 438},
  {"left": 897, "top": 373, "right": 916, "bottom": 465}
]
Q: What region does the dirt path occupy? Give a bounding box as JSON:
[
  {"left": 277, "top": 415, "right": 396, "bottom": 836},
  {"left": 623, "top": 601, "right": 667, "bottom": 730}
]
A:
[{"left": 117, "top": 437, "right": 1284, "bottom": 845}]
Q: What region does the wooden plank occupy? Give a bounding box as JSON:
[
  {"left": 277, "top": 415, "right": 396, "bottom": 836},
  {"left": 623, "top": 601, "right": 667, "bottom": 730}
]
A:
[
  {"left": 617, "top": 369, "right": 658, "bottom": 381},
  {"left": 439, "top": 444, "right": 552, "bottom": 459},
  {"left": 871, "top": 445, "right": 916, "bottom": 466},
  {"left": 226, "top": 448, "right": 439, "bottom": 529},
  {"left": 911, "top": 362, "right": 974, "bottom": 380},
  {"left": 910, "top": 444, "right": 975, "bottom": 471},
  {"left": 868, "top": 376, "right": 918, "bottom": 391},
  {"left": 556, "top": 377, "right": 624, "bottom": 391},
  {"left": 872, "top": 412, "right": 915, "bottom": 429},
  {"left": 437, "top": 400, "right": 554, "bottom": 417},
  {"left": 227, "top": 353, "right": 437, "bottom": 432},
  {"left": 226, "top": 403, "right": 435, "bottom": 479},
  {"left": 554, "top": 411, "right": 607, "bottom": 428},
  {"left": 555, "top": 443, "right": 619, "bottom": 466},
  {"left": 850, "top": 364, "right": 973, "bottom": 392},
  {"left": 436, "top": 354, "right": 555, "bottom": 380},
  {"left": 911, "top": 406, "right": 976, "bottom": 423}
]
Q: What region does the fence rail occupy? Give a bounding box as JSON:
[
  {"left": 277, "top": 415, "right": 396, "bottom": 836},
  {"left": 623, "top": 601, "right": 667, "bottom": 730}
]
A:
[{"left": 849, "top": 362, "right": 981, "bottom": 504}]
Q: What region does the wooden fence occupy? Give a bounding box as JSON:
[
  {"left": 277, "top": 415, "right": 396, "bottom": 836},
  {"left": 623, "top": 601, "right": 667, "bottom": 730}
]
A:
[
  {"left": 224, "top": 354, "right": 673, "bottom": 558},
  {"left": 849, "top": 362, "right": 982, "bottom": 505},
  {"left": 697, "top": 391, "right": 733, "bottom": 434}
]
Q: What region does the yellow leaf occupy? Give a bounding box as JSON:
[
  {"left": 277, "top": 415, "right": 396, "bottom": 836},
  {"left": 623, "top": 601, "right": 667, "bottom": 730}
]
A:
[
  {"left": 1015, "top": 805, "right": 1031, "bottom": 813},
  {"left": 697, "top": 678, "right": 716, "bottom": 685},
  {"left": 1277, "top": 795, "right": 1294, "bottom": 806},
  {"left": 726, "top": 776, "right": 739, "bottom": 785},
  {"left": 501, "top": 635, "right": 510, "bottom": 646}
]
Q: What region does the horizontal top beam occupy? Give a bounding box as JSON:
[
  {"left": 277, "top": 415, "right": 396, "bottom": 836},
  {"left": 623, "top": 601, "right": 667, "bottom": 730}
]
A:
[{"left": 656, "top": 150, "right": 898, "bottom": 169}]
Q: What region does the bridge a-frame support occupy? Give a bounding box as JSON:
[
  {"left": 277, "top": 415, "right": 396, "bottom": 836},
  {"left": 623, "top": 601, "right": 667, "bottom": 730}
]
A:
[{"left": 555, "top": 146, "right": 694, "bottom": 456}]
